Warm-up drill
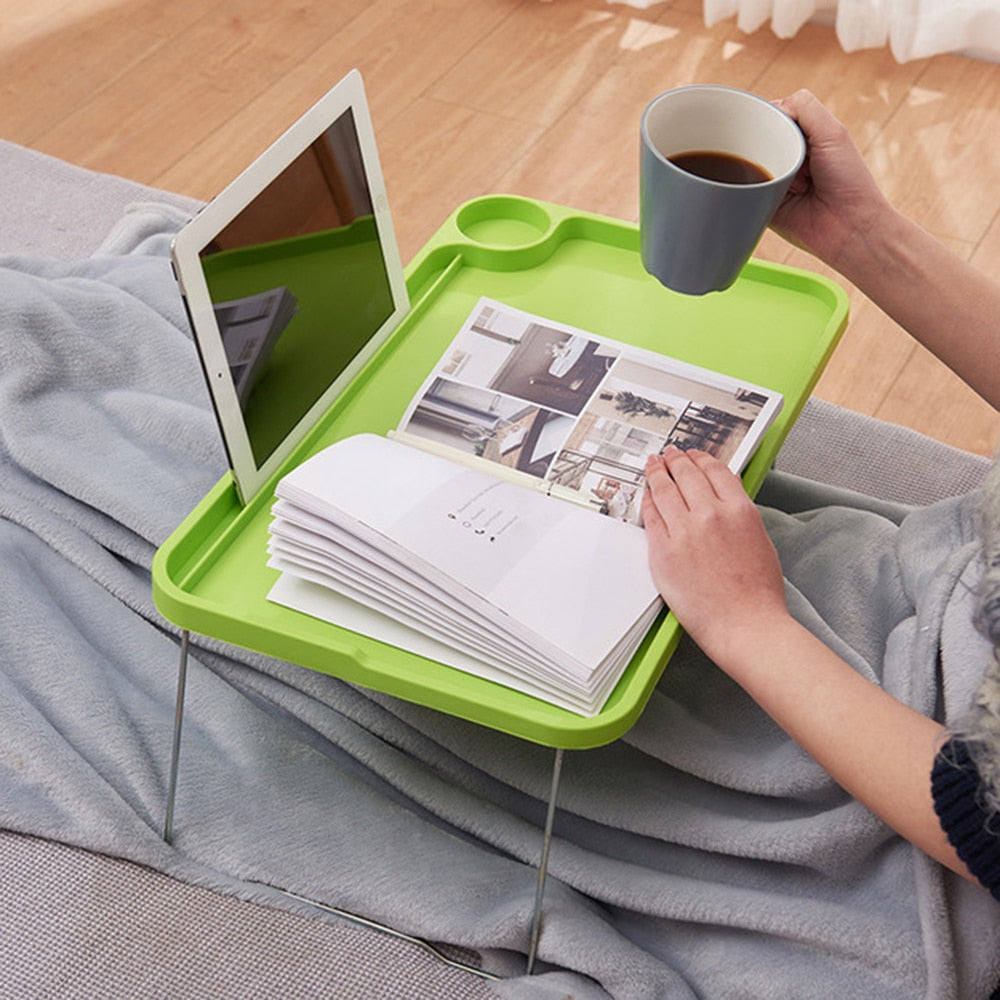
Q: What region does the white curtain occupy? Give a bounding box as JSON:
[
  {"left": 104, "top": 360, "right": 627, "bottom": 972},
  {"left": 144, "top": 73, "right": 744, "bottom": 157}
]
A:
[{"left": 703, "top": 0, "right": 1000, "bottom": 62}]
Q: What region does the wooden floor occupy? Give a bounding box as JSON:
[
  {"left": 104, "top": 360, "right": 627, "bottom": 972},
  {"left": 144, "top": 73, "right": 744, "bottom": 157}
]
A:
[{"left": 5, "top": 0, "right": 1000, "bottom": 456}]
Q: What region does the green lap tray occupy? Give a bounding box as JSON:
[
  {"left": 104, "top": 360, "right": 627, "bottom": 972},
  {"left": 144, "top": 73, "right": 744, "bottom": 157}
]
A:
[{"left": 152, "top": 196, "right": 849, "bottom": 749}]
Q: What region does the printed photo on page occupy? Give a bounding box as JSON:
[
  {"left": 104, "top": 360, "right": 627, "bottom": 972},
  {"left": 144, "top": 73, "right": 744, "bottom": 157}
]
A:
[{"left": 395, "top": 298, "right": 782, "bottom": 525}]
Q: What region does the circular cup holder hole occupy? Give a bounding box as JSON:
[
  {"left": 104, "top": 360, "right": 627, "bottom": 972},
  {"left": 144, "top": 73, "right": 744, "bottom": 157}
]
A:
[{"left": 455, "top": 196, "right": 552, "bottom": 248}]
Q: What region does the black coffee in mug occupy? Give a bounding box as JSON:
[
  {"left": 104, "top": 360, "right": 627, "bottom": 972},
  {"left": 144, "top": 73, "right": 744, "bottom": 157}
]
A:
[{"left": 668, "top": 150, "right": 772, "bottom": 185}]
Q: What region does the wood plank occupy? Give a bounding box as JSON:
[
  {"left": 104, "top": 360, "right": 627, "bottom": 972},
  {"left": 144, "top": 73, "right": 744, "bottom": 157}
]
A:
[
  {"left": 748, "top": 21, "right": 926, "bottom": 153},
  {"left": 4, "top": 0, "right": 1000, "bottom": 456},
  {"left": 26, "top": 2, "right": 368, "bottom": 182},
  {"left": 153, "top": 0, "right": 519, "bottom": 200},
  {"left": 874, "top": 343, "right": 1000, "bottom": 456},
  {"left": 494, "top": 6, "right": 788, "bottom": 222},
  {"left": 871, "top": 55, "right": 1000, "bottom": 245},
  {"left": 427, "top": 1, "right": 651, "bottom": 129},
  {"left": 377, "top": 96, "right": 547, "bottom": 263},
  {"left": 0, "top": 13, "right": 165, "bottom": 145},
  {"left": 875, "top": 198, "right": 1000, "bottom": 455},
  {"left": 765, "top": 231, "right": 1000, "bottom": 456}
]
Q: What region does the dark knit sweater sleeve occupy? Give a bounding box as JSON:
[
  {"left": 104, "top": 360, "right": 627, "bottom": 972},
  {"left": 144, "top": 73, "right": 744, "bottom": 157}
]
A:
[{"left": 932, "top": 738, "right": 1000, "bottom": 901}]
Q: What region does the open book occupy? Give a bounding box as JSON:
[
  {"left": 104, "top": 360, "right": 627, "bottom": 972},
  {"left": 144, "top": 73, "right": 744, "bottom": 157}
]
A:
[{"left": 266, "top": 297, "right": 783, "bottom": 716}]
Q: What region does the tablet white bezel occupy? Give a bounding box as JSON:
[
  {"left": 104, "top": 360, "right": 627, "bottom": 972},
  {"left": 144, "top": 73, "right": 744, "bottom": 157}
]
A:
[{"left": 171, "top": 69, "right": 409, "bottom": 505}]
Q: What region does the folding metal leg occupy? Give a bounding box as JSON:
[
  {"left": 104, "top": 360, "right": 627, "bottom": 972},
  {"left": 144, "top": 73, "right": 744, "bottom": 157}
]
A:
[
  {"left": 527, "top": 746, "right": 564, "bottom": 975},
  {"left": 162, "top": 629, "right": 563, "bottom": 975},
  {"left": 163, "top": 629, "right": 190, "bottom": 844}
]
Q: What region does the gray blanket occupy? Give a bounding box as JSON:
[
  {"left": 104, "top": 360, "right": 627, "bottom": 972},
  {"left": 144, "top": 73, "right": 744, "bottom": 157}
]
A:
[{"left": 2, "top": 206, "right": 999, "bottom": 999}]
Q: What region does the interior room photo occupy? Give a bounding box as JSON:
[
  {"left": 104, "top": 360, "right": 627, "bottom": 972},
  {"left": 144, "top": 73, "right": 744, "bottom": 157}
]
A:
[{"left": 3, "top": 1, "right": 1000, "bottom": 998}]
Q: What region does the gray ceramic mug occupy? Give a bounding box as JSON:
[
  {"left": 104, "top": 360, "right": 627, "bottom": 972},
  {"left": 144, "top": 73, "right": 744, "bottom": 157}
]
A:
[{"left": 640, "top": 85, "right": 805, "bottom": 296}]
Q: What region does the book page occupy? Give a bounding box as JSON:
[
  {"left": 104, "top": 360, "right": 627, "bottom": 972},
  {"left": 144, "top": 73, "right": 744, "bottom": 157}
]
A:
[
  {"left": 267, "top": 573, "right": 624, "bottom": 715},
  {"left": 268, "top": 503, "right": 571, "bottom": 676},
  {"left": 394, "top": 297, "right": 782, "bottom": 525},
  {"left": 273, "top": 433, "right": 661, "bottom": 680}
]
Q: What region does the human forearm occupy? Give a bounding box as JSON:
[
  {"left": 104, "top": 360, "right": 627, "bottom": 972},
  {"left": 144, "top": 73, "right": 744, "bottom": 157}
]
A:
[
  {"left": 771, "top": 90, "right": 1000, "bottom": 411},
  {"left": 642, "top": 448, "right": 974, "bottom": 882},
  {"left": 715, "top": 611, "right": 969, "bottom": 879},
  {"left": 832, "top": 203, "right": 1000, "bottom": 411}
]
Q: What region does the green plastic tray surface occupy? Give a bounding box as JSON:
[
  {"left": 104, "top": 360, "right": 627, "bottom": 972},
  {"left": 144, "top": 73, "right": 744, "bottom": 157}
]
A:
[{"left": 153, "top": 196, "right": 848, "bottom": 749}]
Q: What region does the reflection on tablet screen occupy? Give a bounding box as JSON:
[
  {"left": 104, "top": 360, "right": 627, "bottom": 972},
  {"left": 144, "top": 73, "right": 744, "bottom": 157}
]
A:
[{"left": 198, "top": 108, "right": 394, "bottom": 469}]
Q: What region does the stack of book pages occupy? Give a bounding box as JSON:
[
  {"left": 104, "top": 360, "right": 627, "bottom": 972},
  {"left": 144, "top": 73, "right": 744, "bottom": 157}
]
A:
[
  {"left": 267, "top": 433, "right": 664, "bottom": 715},
  {"left": 266, "top": 297, "right": 782, "bottom": 715}
]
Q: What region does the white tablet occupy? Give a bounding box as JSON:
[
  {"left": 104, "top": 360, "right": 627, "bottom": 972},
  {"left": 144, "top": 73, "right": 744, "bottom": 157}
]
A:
[{"left": 171, "top": 69, "right": 409, "bottom": 504}]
